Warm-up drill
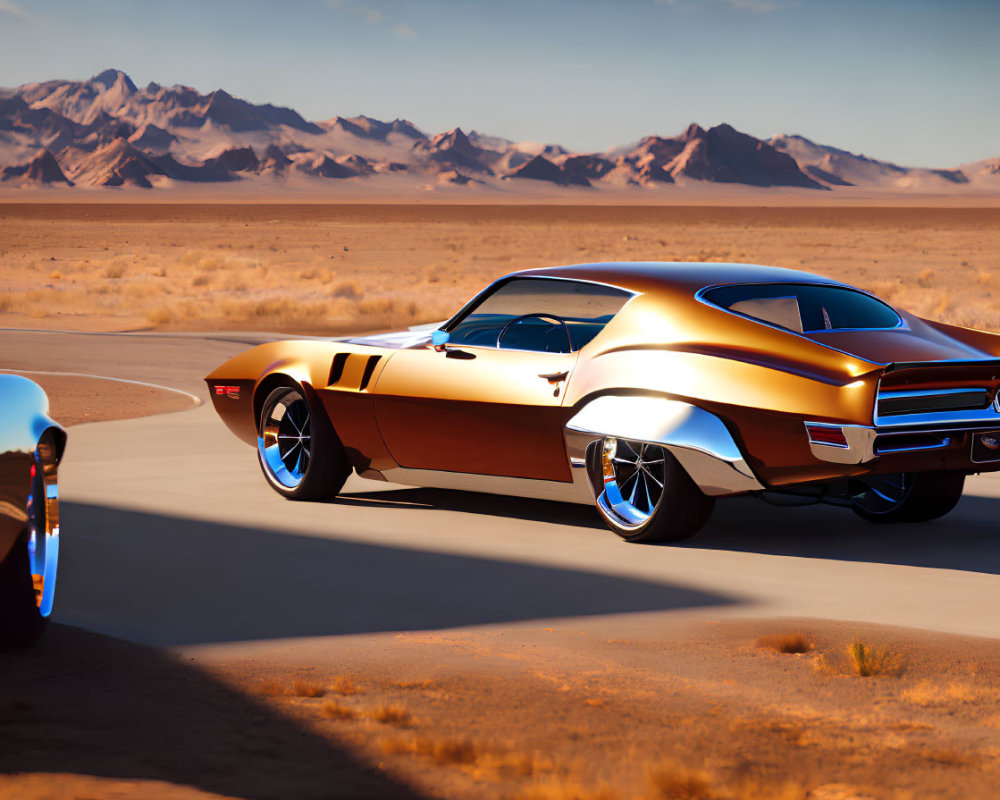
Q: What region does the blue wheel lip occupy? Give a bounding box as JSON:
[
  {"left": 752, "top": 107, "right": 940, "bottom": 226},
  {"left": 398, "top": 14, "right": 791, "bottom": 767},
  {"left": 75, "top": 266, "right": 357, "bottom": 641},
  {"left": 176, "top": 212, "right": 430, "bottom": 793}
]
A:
[
  {"left": 258, "top": 435, "right": 306, "bottom": 488},
  {"left": 27, "top": 455, "right": 58, "bottom": 619}
]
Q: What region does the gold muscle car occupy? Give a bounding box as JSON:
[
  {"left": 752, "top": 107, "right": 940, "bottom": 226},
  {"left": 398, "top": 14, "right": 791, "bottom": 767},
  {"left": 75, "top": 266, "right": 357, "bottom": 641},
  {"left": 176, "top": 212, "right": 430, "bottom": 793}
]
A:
[
  {"left": 0, "top": 375, "right": 65, "bottom": 645},
  {"left": 206, "top": 262, "right": 1000, "bottom": 542}
]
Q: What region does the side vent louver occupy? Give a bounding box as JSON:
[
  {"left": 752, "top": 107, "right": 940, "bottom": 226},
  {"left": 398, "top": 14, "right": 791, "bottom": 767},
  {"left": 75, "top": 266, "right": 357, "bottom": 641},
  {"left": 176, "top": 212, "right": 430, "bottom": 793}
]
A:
[
  {"left": 359, "top": 356, "right": 381, "bottom": 391},
  {"left": 328, "top": 352, "right": 349, "bottom": 386}
]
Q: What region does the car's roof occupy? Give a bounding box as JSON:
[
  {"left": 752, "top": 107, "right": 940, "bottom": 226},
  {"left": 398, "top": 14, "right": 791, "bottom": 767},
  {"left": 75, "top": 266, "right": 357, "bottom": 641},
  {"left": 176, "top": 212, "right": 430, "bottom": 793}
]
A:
[{"left": 517, "top": 262, "right": 844, "bottom": 295}]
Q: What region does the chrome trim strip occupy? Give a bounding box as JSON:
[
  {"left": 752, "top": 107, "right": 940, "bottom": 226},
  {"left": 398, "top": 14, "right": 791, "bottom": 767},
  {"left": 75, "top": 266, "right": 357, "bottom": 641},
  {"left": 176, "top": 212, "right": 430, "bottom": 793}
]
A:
[
  {"left": 372, "top": 466, "right": 595, "bottom": 505},
  {"left": 874, "top": 406, "right": 1000, "bottom": 429},
  {"left": 878, "top": 387, "right": 989, "bottom": 399},
  {"left": 874, "top": 436, "right": 951, "bottom": 455}
]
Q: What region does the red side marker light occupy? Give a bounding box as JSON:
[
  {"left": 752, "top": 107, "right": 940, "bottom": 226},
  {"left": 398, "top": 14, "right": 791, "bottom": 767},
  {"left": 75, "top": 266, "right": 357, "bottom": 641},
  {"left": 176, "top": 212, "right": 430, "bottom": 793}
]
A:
[
  {"left": 214, "top": 385, "right": 241, "bottom": 399},
  {"left": 805, "top": 424, "right": 849, "bottom": 448}
]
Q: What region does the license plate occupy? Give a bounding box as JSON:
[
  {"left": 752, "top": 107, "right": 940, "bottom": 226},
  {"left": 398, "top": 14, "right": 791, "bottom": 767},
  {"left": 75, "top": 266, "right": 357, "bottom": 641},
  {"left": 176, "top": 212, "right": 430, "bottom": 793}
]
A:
[{"left": 972, "top": 431, "right": 1000, "bottom": 463}]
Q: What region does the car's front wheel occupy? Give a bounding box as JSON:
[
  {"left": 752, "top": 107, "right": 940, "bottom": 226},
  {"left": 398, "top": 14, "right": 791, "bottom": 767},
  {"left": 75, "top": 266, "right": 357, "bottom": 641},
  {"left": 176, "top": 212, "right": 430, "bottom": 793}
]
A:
[
  {"left": 591, "top": 437, "right": 714, "bottom": 543},
  {"left": 850, "top": 470, "right": 965, "bottom": 523},
  {"left": 257, "top": 383, "right": 351, "bottom": 501},
  {"left": 0, "top": 440, "right": 59, "bottom": 646}
]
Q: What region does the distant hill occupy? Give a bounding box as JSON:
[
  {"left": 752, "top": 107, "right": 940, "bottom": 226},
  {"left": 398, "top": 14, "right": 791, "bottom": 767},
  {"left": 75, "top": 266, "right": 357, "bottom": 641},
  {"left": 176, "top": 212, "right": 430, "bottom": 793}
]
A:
[{"left": 1, "top": 68, "right": 996, "bottom": 193}]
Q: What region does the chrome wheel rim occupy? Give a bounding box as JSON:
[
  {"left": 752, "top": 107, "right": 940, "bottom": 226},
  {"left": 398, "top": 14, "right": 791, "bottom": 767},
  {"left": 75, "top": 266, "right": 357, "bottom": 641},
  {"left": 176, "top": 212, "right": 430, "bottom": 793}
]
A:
[
  {"left": 27, "top": 443, "right": 59, "bottom": 618},
  {"left": 258, "top": 387, "right": 312, "bottom": 489},
  {"left": 852, "top": 473, "right": 912, "bottom": 515},
  {"left": 597, "top": 438, "right": 666, "bottom": 530}
]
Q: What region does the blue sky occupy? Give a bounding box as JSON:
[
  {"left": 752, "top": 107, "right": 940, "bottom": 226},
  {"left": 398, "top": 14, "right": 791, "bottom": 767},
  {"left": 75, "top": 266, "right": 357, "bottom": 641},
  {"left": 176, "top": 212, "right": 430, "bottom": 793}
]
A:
[{"left": 0, "top": 0, "right": 997, "bottom": 166}]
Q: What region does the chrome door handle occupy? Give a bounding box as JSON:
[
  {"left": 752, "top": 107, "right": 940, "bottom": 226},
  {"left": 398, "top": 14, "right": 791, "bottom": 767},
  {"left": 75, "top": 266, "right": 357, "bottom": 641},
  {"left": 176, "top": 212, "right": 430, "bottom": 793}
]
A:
[{"left": 538, "top": 371, "right": 569, "bottom": 384}]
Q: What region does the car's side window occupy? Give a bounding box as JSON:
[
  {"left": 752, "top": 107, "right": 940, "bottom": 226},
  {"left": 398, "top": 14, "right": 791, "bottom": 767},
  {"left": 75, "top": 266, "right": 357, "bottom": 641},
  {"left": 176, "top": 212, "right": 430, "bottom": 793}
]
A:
[{"left": 446, "top": 278, "right": 632, "bottom": 353}]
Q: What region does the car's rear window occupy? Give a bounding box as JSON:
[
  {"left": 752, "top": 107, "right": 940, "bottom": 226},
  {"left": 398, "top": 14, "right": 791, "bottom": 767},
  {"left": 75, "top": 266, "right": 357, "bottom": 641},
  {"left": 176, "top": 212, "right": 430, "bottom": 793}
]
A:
[{"left": 701, "top": 283, "right": 900, "bottom": 333}]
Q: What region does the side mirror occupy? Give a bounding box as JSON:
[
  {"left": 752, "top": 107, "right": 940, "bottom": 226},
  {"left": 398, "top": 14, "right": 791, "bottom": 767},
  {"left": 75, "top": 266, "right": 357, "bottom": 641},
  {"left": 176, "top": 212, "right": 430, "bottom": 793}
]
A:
[{"left": 431, "top": 329, "right": 450, "bottom": 351}]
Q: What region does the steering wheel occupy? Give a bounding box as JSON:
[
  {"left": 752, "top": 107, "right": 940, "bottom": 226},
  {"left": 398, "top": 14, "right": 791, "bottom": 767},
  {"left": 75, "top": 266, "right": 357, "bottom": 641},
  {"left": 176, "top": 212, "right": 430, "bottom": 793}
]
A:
[{"left": 496, "top": 313, "right": 573, "bottom": 352}]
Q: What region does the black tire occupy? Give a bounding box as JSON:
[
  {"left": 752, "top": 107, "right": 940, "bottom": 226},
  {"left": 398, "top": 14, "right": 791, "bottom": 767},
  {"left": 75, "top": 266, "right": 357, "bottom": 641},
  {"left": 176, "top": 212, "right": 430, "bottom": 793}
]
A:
[
  {"left": 590, "top": 438, "right": 714, "bottom": 543},
  {"left": 0, "top": 537, "right": 45, "bottom": 647},
  {"left": 256, "top": 383, "right": 352, "bottom": 501},
  {"left": 850, "top": 471, "right": 965, "bottom": 523},
  {"left": 0, "top": 447, "right": 50, "bottom": 647}
]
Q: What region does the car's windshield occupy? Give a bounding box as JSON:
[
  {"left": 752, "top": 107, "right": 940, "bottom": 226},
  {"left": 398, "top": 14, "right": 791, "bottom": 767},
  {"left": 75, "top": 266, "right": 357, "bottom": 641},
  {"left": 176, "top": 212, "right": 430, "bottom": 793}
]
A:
[
  {"left": 447, "top": 278, "right": 632, "bottom": 352},
  {"left": 702, "top": 283, "right": 900, "bottom": 333}
]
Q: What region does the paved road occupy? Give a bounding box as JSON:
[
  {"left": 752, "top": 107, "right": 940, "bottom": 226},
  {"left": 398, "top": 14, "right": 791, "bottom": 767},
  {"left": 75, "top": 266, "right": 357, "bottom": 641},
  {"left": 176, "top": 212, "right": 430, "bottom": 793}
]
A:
[{"left": 5, "top": 330, "right": 999, "bottom": 654}]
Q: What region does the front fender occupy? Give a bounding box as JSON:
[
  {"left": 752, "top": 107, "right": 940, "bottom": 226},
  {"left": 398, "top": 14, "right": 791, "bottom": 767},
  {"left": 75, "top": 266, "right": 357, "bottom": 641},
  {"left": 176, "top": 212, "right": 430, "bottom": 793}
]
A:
[{"left": 565, "top": 394, "right": 763, "bottom": 496}]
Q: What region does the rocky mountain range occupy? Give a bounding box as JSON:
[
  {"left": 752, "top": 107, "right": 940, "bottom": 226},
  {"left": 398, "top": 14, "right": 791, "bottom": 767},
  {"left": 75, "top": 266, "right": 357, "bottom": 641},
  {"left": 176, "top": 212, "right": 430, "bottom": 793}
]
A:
[{"left": 1, "top": 69, "right": 997, "bottom": 192}]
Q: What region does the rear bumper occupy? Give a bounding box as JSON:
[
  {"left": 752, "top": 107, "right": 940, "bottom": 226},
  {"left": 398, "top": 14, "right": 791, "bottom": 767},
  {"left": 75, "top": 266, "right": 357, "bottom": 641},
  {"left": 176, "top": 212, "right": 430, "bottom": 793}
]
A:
[{"left": 807, "top": 421, "right": 1000, "bottom": 470}]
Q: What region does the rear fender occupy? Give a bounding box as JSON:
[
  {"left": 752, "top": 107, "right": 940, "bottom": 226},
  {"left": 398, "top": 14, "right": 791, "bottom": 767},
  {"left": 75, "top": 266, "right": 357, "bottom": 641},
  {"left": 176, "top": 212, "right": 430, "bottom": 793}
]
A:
[{"left": 565, "top": 394, "right": 764, "bottom": 497}]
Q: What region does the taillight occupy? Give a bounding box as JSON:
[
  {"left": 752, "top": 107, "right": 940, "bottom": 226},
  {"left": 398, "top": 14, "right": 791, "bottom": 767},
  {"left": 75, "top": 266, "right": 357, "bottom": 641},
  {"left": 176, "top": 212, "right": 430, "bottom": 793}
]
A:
[
  {"left": 805, "top": 423, "right": 849, "bottom": 448},
  {"left": 214, "top": 385, "right": 241, "bottom": 399}
]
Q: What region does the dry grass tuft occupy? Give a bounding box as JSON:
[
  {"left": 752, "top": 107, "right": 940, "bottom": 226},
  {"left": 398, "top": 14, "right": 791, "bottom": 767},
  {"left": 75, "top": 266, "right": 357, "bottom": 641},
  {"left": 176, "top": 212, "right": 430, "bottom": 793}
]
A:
[
  {"left": 390, "top": 678, "right": 438, "bottom": 690},
  {"left": 370, "top": 704, "right": 414, "bottom": 727},
  {"left": 320, "top": 701, "right": 357, "bottom": 720},
  {"left": 292, "top": 681, "right": 326, "bottom": 698},
  {"left": 380, "top": 733, "right": 478, "bottom": 766},
  {"left": 902, "top": 680, "right": 982, "bottom": 706},
  {"left": 756, "top": 633, "right": 814, "bottom": 654},
  {"left": 328, "top": 675, "right": 361, "bottom": 696},
  {"left": 847, "top": 640, "right": 903, "bottom": 677},
  {"left": 514, "top": 777, "right": 619, "bottom": 800},
  {"left": 918, "top": 268, "right": 935, "bottom": 286},
  {"left": 646, "top": 760, "right": 715, "bottom": 800}
]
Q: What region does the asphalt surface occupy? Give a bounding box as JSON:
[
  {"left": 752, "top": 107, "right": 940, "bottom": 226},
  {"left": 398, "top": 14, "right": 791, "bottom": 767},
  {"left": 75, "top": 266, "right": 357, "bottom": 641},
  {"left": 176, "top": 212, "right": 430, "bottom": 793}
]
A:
[{"left": 5, "top": 330, "right": 1000, "bottom": 655}]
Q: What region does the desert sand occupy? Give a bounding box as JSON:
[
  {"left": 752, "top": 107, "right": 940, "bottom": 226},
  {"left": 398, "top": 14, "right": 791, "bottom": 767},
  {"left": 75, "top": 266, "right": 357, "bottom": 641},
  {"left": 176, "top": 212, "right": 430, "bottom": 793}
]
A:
[{"left": 1, "top": 203, "right": 998, "bottom": 337}]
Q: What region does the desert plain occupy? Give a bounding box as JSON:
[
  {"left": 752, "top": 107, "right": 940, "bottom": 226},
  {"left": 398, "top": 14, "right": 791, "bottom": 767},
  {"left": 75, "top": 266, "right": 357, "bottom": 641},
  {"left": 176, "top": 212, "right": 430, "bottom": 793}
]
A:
[{"left": 0, "top": 200, "right": 999, "bottom": 800}]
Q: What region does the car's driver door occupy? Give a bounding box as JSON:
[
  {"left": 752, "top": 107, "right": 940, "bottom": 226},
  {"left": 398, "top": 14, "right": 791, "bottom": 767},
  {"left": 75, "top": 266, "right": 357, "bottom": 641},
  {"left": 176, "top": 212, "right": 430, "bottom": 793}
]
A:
[
  {"left": 372, "top": 276, "right": 632, "bottom": 481},
  {"left": 372, "top": 342, "right": 575, "bottom": 481}
]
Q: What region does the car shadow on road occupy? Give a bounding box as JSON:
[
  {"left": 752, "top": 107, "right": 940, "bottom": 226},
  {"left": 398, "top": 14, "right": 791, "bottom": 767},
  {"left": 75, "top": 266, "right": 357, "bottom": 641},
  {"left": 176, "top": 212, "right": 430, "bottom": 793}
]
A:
[
  {"left": 335, "top": 485, "right": 1000, "bottom": 575},
  {"left": 58, "top": 501, "right": 734, "bottom": 648},
  {"left": 335, "top": 486, "right": 604, "bottom": 528},
  {"left": 680, "top": 493, "right": 1000, "bottom": 575},
  {"left": 0, "top": 624, "right": 423, "bottom": 800}
]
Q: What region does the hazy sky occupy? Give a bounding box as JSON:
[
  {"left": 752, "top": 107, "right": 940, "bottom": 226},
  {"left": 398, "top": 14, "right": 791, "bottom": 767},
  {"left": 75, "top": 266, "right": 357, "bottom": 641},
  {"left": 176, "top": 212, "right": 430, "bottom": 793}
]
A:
[{"left": 0, "top": 0, "right": 997, "bottom": 167}]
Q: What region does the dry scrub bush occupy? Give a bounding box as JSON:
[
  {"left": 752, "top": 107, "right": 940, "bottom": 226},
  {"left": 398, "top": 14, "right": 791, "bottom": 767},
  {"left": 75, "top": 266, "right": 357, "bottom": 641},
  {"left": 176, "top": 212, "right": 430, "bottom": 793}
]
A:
[
  {"left": 102, "top": 263, "right": 126, "bottom": 279},
  {"left": 332, "top": 280, "right": 363, "bottom": 299},
  {"left": 328, "top": 675, "right": 361, "bottom": 696},
  {"left": 292, "top": 681, "right": 325, "bottom": 698},
  {"left": 145, "top": 307, "right": 173, "bottom": 325},
  {"left": 380, "top": 734, "right": 477, "bottom": 766},
  {"left": 756, "top": 633, "right": 813, "bottom": 654},
  {"left": 918, "top": 268, "right": 935, "bottom": 287},
  {"left": 847, "top": 640, "right": 903, "bottom": 677},
  {"left": 646, "top": 760, "right": 715, "bottom": 800},
  {"left": 320, "top": 701, "right": 357, "bottom": 720},
  {"left": 370, "top": 704, "right": 414, "bottom": 727}
]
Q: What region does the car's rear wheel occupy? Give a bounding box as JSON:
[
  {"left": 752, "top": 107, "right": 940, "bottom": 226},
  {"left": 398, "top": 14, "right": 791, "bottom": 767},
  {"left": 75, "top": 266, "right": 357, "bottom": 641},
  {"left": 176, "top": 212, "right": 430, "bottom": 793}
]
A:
[
  {"left": 850, "top": 470, "right": 965, "bottom": 523},
  {"left": 0, "top": 441, "right": 59, "bottom": 646},
  {"left": 257, "top": 384, "right": 351, "bottom": 501},
  {"left": 592, "top": 437, "right": 714, "bottom": 543}
]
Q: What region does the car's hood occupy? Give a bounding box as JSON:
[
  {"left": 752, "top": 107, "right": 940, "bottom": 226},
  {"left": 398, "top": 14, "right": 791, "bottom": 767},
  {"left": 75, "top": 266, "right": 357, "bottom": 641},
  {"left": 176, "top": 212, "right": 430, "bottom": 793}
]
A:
[{"left": 804, "top": 326, "right": 990, "bottom": 365}]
